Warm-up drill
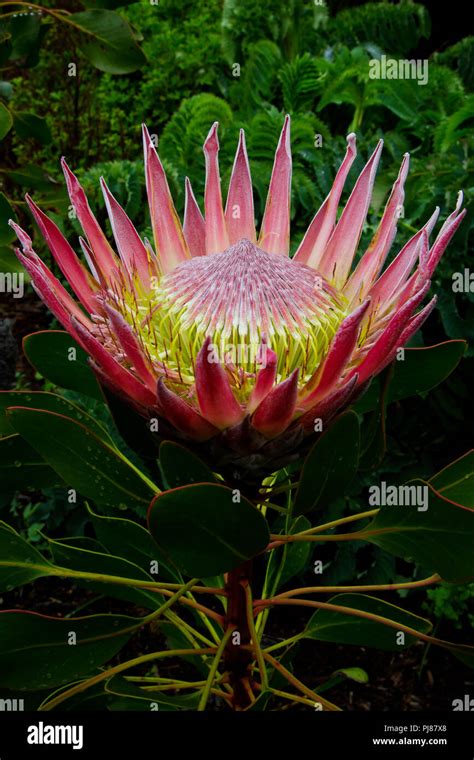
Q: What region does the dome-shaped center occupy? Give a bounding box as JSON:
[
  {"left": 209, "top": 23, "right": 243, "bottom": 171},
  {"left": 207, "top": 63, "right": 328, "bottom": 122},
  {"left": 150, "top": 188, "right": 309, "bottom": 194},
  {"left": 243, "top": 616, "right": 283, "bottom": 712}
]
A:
[{"left": 143, "top": 239, "right": 348, "bottom": 389}]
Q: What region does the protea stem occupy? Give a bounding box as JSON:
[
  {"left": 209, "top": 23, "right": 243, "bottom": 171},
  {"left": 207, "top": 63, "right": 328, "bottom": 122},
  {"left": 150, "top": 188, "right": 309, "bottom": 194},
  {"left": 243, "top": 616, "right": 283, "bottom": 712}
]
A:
[{"left": 223, "top": 560, "right": 255, "bottom": 710}]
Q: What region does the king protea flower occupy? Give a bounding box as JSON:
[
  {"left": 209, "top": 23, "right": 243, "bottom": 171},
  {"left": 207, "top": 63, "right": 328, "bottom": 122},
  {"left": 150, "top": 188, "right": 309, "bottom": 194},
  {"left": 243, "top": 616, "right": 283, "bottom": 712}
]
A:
[{"left": 11, "top": 117, "right": 465, "bottom": 480}]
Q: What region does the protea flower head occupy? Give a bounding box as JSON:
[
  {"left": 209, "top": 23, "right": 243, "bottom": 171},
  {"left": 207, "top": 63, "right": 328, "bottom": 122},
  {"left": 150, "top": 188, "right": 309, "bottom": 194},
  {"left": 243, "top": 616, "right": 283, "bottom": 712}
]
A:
[{"left": 11, "top": 117, "right": 465, "bottom": 482}]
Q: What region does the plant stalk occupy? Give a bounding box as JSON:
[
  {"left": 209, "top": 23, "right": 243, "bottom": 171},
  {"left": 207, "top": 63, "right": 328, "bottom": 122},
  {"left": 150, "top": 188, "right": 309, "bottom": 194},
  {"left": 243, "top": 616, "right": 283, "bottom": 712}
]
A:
[{"left": 223, "top": 560, "right": 255, "bottom": 710}]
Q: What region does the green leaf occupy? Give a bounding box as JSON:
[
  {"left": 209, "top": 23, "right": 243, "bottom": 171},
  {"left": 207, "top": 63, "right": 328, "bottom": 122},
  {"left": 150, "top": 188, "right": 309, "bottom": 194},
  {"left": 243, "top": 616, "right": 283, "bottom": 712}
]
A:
[
  {"left": 104, "top": 675, "right": 199, "bottom": 711},
  {"left": 359, "top": 365, "right": 393, "bottom": 471},
  {"left": 88, "top": 506, "right": 181, "bottom": 583},
  {"left": 13, "top": 112, "right": 52, "bottom": 145},
  {"left": 23, "top": 330, "right": 102, "bottom": 401},
  {"left": 53, "top": 536, "right": 104, "bottom": 552},
  {"left": 280, "top": 515, "right": 312, "bottom": 586},
  {"left": 160, "top": 621, "right": 209, "bottom": 677},
  {"left": 304, "top": 593, "right": 432, "bottom": 650},
  {"left": 0, "top": 522, "right": 55, "bottom": 593},
  {"left": 362, "top": 481, "right": 474, "bottom": 582},
  {"left": 159, "top": 441, "right": 216, "bottom": 489},
  {"left": 7, "top": 12, "right": 42, "bottom": 63},
  {"left": 46, "top": 537, "right": 163, "bottom": 610},
  {"left": 148, "top": 484, "right": 270, "bottom": 577},
  {"left": 0, "top": 434, "right": 62, "bottom": 491},
  {"left": 70, "top": 10, "right": 147, "bottom": 74},
  {"left": 101, "top": 387, "right": 160, "bottom": 468},
  {"left": 0, "top": 192, "right": 16, "bottom": 243},
  {"left": 0, "top": 245, "right": 26, "bottom": 274},
  {"left": 294, "top": 411, "right": 360, "bottom": 515},
  {"left": 267, "top": 515, "right": 312, "bottom": 592},
  {"left": 7, "top": 407, "right": 158, "bottom": 510},
  {"left": 430, "top": 451, "right": 474, "bottom": 508},
  {"left": 5, "top": 164, "right": 55, "bottom": 191},
  {"left": 334, "top": 667, "right": 369, "bottom": 684},
  {"left": 0, "top": 102, "right": 13, "bottom": 140},
  {"left": 354, "top": 341, "right": 466, "bottom": 414},
  {"left": 0, "top": 33, "right": 12, "bottom": 67},
  {"left": 0, "top": 390, "right": 113, "bottom": 441},
  {"left": 0, "top": 610, "right": 138, "bottom": 690}
]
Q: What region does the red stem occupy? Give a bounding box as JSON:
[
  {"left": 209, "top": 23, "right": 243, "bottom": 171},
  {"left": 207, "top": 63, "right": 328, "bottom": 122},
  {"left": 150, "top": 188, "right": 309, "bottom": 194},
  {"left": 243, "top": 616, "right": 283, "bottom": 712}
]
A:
[{"left": 223, "top": 561, "right": 254, "bottom": 710}]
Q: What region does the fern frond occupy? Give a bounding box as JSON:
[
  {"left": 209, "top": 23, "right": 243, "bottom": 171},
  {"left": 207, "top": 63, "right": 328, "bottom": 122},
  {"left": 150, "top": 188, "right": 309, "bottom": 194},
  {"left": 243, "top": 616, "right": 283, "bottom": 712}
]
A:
[
  {"left": 279, "top": 53, "right": 322, "bottom": 112},
  {"left": 330, "top": 2, "right": 431, "bottom": 56}
]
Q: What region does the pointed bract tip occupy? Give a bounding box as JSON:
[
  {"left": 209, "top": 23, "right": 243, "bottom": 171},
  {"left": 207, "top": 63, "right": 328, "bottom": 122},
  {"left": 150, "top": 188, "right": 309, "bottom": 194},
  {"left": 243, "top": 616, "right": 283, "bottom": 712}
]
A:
[
  {"left": 373, "top": 138, "right": 384, "bottom": 156},
  {"left": 399, "top": 152, "right": 410, "bottom": 175},
  {"left": 142, "top": 124, "right": 157, "bottom": 154},
  {"left": 204, "top": 122, "right": 219, "bottom": 152},
  {"left": 278, "top": 115, "right": 291, "bottom": 152},
  {"left": 25, "top": 194, "right": 44, "bottom": 218},
  {"left": 9, "top": 220, "right": 31, "bottom": 248},
  {"left": 184, "top": 176, "right": 199, "bottom": 200},
  {"left": 346, "top": 133, "right": 357, "bottom": 150},
  {"left": 60, "top": 156, "right": 73, "bottom": 175},
  {"left": 237, "top": 128, "right": 247, "bottom": 150}
]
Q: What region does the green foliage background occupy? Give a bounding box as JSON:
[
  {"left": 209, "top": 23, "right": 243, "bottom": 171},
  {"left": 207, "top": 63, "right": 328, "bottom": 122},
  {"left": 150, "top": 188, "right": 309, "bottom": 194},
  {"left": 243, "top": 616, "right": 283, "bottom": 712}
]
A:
[{"left": 1, "top": 0, "right": 473, "bottom": 629}]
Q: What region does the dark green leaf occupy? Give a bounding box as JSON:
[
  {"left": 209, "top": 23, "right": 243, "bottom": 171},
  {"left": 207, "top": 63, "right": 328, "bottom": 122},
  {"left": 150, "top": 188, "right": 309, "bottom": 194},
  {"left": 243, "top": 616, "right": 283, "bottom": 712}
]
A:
[
  {"left": 88, "top": 505, "right": 181, "bottom": 583},
  {"left": 359, "top": 365, "right": 393, "bottom": 471},
  {"left": 46, "top": 537, "right": 162, "bottom": 610},
  {"left": 280, "top": 515, "right": 312, "bottom": 586},
  {"left": 363, "top": 481, "right": 474, "bottom": 582},
  {"left": 304, "top": 593, "right": 432, "bottom": 650},
  {"left": 7, "top": 407, "right": 158, "bottom": 510},
  {"left": 0, "top": 192, "right": 16, "bottom": 243},
  {"left": 23, "top": 330, "right": 102, "bottom": 401},
  {"left": 101, "top": 386, "right": 160, "bottom": 470},
  {"left": 105, "top": 675, "right": 199, "bottom": 711},
  {"left": 0, "top": 102, "right": 13, "bottom": 140},
  {"left": 159, "top": 441, "right": 216, "bottom": 489},
  {"left": 0, "top": 33, "right": 12, "bottom": 67},
  {"left": 294, "top": 411, "right": 360, "bottom": 515},
  {"left": 0, "top": 390, "right": 112, "bottom": 441},
  {"left": 148, "top": 484, "right": 269, "bottom": 577},
  {"left": 70, "top": 10, "right": 146, "bottom": 74},
  {"left": 7, "top": 12, "right": 42, "bottom": 62},
  {"left": 13, "top": 112, "right": 52, "bottom": 145},
  {"left": 267, "top": 515, "right": 312, "bottom": 592},
  {"left": 430, "top": 451, "right": 474, "bottom": 508},
  {"left": 0, "top": 245, "right": 26, "bottom": 274},
  {"left": 0, "top": 610, "right": 138, "bottom": 690},
  {"left": 160, "top": 621, "right": 209, "bottom": 678},
  {"left": 0, "top": 434, "right": 62, "bottom": 491},
  {"left": 0, "top": 522, "right": 55, "bottom": 592},
  {"left": 354, "top": 341, "right": 466, "bottom": 414},
  {"left": 5, "top": 164, "right": 55, "bottom": 191}
]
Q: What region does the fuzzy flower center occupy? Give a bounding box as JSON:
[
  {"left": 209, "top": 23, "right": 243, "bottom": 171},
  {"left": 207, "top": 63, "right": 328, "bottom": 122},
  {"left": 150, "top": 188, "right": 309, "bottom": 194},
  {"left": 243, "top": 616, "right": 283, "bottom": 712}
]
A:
[{"left": 124, "top": 239, "right": 347, "bottom": 391}]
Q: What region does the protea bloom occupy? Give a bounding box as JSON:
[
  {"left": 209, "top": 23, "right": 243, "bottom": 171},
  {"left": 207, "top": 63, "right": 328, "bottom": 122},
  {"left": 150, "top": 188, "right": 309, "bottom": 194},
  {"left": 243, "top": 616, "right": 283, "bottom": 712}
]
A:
[{"left": 11, "top": 117, "right": 465, "bottom": 481}]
